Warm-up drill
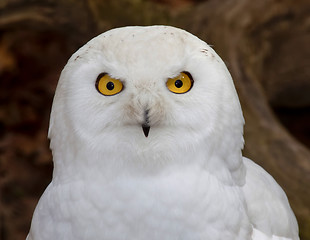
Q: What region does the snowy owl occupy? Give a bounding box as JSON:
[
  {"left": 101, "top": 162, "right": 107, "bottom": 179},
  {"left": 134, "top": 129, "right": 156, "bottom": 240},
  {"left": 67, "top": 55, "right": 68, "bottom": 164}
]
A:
[{"left": 27, "top": 26, "right": 299, "bottom": 240}]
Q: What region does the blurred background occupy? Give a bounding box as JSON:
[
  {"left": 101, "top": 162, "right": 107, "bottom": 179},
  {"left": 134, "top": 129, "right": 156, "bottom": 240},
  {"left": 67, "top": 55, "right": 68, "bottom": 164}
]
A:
[{"left": 0, "top": 0, "right": 309, "bottom": 239}]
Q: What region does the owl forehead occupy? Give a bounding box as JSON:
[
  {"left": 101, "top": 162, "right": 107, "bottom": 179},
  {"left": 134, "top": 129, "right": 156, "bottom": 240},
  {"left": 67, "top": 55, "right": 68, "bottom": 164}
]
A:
[{"left": 87, "top": 26, "right": 206, "bottom": 74}]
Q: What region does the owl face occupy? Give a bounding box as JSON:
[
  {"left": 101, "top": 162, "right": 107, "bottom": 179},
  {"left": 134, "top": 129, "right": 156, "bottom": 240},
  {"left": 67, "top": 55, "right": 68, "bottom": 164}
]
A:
[{"left": 49, "top": 26, "right": 244, "bottom": 171}]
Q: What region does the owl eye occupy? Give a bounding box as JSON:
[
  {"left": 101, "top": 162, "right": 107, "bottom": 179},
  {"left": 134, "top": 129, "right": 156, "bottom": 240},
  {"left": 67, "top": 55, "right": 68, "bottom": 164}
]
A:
[
  {"left": 166, "top": 72, "right": 194, "bottom": 94},
  {"left": 95, "top": 73, "right": 123, "bottom": 96}
]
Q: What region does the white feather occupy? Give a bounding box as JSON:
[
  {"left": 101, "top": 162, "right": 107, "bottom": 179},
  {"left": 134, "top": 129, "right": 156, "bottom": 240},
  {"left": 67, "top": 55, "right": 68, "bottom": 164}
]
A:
[{"left": 243, "top": 158, "right": 299, "bottom": 240}]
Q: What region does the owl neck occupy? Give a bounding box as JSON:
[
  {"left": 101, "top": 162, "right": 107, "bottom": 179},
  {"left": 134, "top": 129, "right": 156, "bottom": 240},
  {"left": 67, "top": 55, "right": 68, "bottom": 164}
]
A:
[{"left": 50, "top": 127, "right": 245, "bottom": 187}]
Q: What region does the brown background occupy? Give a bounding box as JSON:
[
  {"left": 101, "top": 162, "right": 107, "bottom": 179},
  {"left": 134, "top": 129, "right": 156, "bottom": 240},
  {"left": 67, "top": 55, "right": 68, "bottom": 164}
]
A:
[{"left": 0, "top": 0, "right": 309, "bottom": 239}]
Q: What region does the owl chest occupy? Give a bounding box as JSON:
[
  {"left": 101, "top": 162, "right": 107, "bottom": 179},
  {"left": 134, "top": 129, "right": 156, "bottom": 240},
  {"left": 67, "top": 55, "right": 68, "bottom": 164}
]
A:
[{"left": 49, "top": 168, "right": 251, "bottom": 240}]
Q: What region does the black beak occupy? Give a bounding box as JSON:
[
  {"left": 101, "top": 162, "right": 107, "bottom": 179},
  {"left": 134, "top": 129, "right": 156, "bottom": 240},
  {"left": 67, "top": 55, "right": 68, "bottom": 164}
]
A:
[
  {"left": 142, "top": 124, "right": 150, "bottom": 137},
  {"left": 142, "top": 109, "right": 150, "bottom": 137}
]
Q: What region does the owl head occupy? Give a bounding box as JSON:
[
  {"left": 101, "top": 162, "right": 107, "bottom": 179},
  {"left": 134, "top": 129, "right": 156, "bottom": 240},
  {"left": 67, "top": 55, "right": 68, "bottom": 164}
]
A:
[{"left": 49, "top": 26, "right": 245, "bottom": 184}]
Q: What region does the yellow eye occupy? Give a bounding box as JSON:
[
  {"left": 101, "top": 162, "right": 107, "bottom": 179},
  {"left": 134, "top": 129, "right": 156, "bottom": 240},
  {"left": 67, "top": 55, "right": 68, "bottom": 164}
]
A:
[
  {"left": 96, "top": 73, "right": 123, "bottom": 96},
  {"left": 166, "top": 72, "right": 194, "bottom": 94}
]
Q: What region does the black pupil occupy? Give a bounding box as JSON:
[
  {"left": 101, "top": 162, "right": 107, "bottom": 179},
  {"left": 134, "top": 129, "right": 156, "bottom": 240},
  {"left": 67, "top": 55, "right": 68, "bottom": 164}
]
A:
[
  {"left": 175, "top": 79, "right": 183, "bottom": 88},
  {"left": 106, "top": 81, "right": 114, "bottom": 90}
]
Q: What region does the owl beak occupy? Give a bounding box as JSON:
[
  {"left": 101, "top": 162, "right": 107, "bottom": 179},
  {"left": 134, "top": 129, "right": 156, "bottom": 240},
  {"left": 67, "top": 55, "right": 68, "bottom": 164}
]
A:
[
  {"left": 142, "top": 109, "right": 150, "bottom": 137},
  {"left": 142, "top": 124, "right": 150, "bottom": 137}
]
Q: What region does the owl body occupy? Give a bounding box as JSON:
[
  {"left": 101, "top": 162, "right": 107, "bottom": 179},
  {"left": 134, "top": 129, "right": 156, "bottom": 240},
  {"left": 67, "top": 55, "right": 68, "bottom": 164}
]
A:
[
  {"left": 27, "top": 26, "right": 299, "bottom": 240},
  {"left": 30, "top": 163, "right": 250, "bottom": 240}
]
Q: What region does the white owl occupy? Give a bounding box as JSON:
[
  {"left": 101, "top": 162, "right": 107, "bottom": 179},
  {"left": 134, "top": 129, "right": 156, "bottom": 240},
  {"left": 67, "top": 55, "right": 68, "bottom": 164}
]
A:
[{"left": 27, "top": 26, "right": 299, "bottom": 240}]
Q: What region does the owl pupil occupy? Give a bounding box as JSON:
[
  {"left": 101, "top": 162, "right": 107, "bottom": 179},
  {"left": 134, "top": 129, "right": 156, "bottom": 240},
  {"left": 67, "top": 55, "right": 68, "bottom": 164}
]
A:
[
  {"left": 106, "top": 82, "right": 114, "bottom": 90},
  {"left": 175, "top": 80, "right": 183, "bottom": 88}
]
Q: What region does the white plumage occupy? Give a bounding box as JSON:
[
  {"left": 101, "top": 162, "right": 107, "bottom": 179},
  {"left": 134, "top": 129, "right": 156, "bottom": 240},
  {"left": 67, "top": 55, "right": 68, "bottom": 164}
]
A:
[{"left": 27, "top": 26, "right": 299, "bottom": 240}]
